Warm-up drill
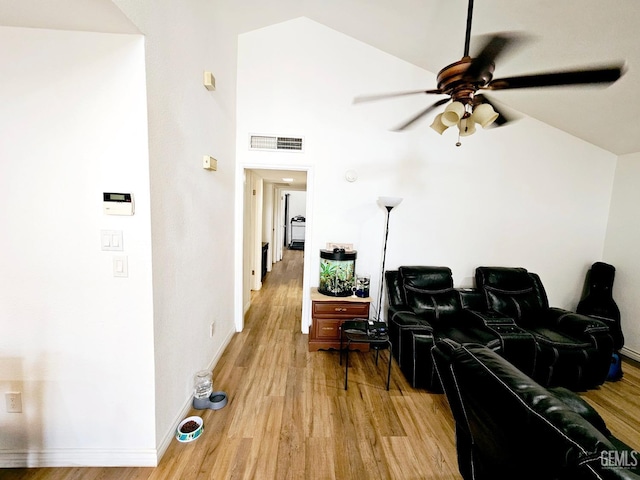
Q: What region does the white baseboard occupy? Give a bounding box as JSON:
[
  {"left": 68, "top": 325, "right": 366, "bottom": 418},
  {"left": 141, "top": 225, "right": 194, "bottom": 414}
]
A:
[
  {"left": 0, "top": 449, "right": 157, "bottom": 468},
  {"left": 621, "top": 346, "right": 640, "bottom": 363}
]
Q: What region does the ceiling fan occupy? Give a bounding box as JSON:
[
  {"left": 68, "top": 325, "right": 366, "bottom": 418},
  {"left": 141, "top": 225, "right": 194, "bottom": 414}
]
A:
[{"left": 354, "top": 0, "right": 625, "bottom": 146}]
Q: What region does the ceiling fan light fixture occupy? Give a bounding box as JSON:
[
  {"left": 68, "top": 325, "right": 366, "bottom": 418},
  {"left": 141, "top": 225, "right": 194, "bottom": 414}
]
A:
[
  {"left": 441, "top": 101, "right": 466, "bottom": 126},
  {"left": 458, "top": 117, "right": 476, "bottom": 137},
  {"left": 430, "top": 113, "right": 449, "bottom": 134},
  {"left": 471, "top": 103, "right": 499, "bottom": 128},
  {"left": 351, "top": 0, "right": 625, "bottom": 148}
]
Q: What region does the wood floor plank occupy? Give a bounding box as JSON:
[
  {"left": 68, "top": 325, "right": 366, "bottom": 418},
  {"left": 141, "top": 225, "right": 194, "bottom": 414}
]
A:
[
  {"left": 7, "top": 248, "right": 640, "bottom": 479},
  {"left": 304, "top": 438, "right": 336, "bottom": 480},
  {"left": 203, "top": 437, "right": 252, "bottom": 480}
]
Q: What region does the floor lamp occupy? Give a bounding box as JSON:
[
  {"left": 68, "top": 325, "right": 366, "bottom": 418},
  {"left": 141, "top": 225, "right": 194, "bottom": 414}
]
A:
[{"left": 376, "top": 196, "right": 403, "bottom": 322}]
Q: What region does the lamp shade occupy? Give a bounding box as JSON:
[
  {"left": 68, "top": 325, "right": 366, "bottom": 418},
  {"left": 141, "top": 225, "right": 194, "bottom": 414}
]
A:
[
  {"left": 458, "top": 117, "right": 476, "bottom": 137},
  {"left": 378, "top": 196, "right": 403, "bottom": 209},
  {"left": 471, "top": 103, "right": 499, "bottom": 128},
  {"left": 441, "top": 102, "right": 466, "bottom": 127},
  {"left": 430, "top": 113, "right": 449, "bottom": 135}
]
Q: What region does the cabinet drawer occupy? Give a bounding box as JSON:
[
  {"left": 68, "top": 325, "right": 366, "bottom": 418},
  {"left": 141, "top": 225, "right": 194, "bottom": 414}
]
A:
[
  {"left": 312, "top": 302, "right": 369, "bottom": 318},
  {"left": 315, "top": 319, "right": 341, "bottom": 339}
]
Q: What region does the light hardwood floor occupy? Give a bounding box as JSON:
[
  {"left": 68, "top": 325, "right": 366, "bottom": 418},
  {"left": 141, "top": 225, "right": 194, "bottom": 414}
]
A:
[{"left": 5, "top": 249, "right": 640, "bottom": 479}]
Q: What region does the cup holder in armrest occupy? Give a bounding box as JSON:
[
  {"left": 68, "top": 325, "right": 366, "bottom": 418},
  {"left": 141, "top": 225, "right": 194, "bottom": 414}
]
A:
[
  {"left": 491, "top": 324, "right": 527, "bottom": 335},
  {"left": 467, "top": 310, "right": 515, "bottom": 327}
]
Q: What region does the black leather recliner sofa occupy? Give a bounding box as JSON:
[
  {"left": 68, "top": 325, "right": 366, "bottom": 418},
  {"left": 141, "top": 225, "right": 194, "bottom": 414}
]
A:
[
  {"left": 475, "top": 266, "right": 614, "bottom": 390},
  {"left": 433, "top": 339, "right": 640, "bottom": 480},
  {"left": 386, "top": 265, "right": 614, "bottom": 391},
  {"left": 385, "top": 266, "right": 537, "bottom": 390}
]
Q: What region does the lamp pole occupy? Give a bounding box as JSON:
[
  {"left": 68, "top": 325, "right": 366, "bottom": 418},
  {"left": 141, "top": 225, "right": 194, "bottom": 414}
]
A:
[{"left": 376, "top": 197, "right": 402, "bottom": 322}]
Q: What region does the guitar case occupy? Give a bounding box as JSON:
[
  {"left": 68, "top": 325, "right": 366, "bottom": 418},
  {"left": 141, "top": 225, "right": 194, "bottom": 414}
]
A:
[{"left": 577, "top": 262, "right": 624, "bottom": 381}]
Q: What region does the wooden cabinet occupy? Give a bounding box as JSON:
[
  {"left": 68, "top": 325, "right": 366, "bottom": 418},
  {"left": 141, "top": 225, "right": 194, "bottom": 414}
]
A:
[{"left": 309, "top": 288, "right": 371, "bottom": 351}]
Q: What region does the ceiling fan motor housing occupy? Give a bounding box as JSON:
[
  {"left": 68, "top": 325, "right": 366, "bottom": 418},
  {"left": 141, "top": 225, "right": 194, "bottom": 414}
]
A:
[{"left": 437, "top": 57, "right": 495, "bottom": 106}]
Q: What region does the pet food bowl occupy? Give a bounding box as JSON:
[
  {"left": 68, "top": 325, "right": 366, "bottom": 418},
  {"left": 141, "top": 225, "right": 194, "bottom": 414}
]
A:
[{"left": 175, "top": 415, "right": 204, "bottom": 443}]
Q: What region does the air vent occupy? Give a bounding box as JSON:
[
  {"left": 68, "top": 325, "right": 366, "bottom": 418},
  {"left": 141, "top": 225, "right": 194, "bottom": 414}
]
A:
[{"left": 249, "top": 135, "right": 304, "bottom": 152}]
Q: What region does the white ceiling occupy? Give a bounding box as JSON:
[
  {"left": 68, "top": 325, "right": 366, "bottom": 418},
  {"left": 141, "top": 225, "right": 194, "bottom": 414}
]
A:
[
  {"left": 3, "top": 0, "right": 638, "bottom": 155},
  {"left": 0, "top": 0, "right": 139, "bottom": 34}
]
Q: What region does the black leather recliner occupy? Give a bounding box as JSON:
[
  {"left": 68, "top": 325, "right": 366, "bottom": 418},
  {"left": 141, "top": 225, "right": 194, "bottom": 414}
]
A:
[
  {"left": 386, "top": 266, "right": 537, "bottom": 390},
  {"left": 475, "top": 266, "right": 614, "bottom": 390},
  {"left": 432, "top": 339, "right": 640, "bottom": 480}
]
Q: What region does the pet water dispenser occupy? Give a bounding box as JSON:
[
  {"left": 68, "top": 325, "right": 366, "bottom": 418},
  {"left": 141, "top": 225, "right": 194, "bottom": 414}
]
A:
[
  {"left": 193, "top": 370, "right": 228, "bottom": 410},
  {"left": 319, "top": 248, "right": 357, "bottom": 297}
]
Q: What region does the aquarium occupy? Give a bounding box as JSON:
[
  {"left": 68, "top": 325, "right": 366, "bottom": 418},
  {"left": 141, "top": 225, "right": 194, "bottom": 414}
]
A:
[{"left": 319, "top": 248, "right": 357, "bottom": 297}]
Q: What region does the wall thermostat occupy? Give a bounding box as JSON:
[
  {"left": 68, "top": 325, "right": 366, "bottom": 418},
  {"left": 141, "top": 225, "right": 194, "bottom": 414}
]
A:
[{"left": 103, "top": 192, "right": 134, "bottom": 216}]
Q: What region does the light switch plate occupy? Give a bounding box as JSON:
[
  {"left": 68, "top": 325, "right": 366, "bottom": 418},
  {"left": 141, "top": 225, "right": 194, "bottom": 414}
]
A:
[
  {"left": 101, "top": 230, "right": 123, "bottom": 251},
  {"left": 113, "top": 256, "right": 128, "bottom": 277}
]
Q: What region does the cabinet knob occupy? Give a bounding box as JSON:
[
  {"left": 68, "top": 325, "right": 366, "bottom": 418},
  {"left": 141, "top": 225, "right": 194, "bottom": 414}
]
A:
[{"left": 334, "top": 308, "right": 347, "bottom": 312}]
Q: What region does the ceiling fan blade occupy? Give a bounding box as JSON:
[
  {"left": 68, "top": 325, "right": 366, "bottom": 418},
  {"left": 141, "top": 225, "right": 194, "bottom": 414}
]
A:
[
  {"left": 485, "top": 64, "right": 624, "bottom": 90},
  {"left": 464, "top": 33, "right": 520, "bottom": 83},
  {"left": 393, "top": 98, "right": 450, "bottom": 131},
  {"left": 353, "top": 89, "right": 442, "bottom": 104},
  {"left": 474, "top": 93, "right": 511, "bottom": 126}
]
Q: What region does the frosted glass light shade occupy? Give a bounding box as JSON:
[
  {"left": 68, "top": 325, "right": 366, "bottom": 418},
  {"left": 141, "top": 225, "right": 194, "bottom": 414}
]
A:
[
  {"left": 458, "top": 117, "right": 476, "bottom": 137},
  {"left": 378, "top": 196, "right": 403, "bottom": 209},
  {"left": 441, "top": 102, "right": 466, "bottom": 126},
  {"left": 430, "top": 113, "right": 449, "bottom": 135},
  {"left": 471, "top": 103, "right": 499, "bottom": 128}
]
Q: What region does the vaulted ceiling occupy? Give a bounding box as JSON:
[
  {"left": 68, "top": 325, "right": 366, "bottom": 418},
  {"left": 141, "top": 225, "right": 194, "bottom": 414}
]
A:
[{"left": 3, "top": 0, "right": 638, "bottom": 155}]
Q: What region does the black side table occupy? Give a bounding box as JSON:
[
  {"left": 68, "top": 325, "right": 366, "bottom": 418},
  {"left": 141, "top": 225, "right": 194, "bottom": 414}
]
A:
[{"left": 340, "top": 320, "right": 392, "bottom": 390}]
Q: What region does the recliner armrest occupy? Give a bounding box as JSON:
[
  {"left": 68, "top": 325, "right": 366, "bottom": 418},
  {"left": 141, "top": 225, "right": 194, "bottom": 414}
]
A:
[
  {"left": 547, "top": 308, "right": 610, "bottom": 337},
  {"left": 548, "top": 386, "right": 611, "bottom": 436},
  {"left": 464, "top": 309, "right": 515, "bottom": 328},
  {"left": 388, "top": 306, "right": 435, "bottom": 333}
]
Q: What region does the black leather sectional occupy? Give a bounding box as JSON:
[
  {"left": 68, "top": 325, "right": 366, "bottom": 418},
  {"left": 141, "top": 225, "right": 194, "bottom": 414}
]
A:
[
  {"left": 386, "top": 265, "right": 614, "bottom": 391},
  {"left": 432, "top": 339, "right": 640, "bottom": 479}
]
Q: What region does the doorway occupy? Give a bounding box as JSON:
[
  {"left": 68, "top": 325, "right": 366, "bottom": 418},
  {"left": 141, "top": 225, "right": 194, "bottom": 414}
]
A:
[
  {"left": 285, "top": 191, "right": 306, "bottom": 251},
  {"left": 235, "top": 165, "right": 314, "bottom": 334}
]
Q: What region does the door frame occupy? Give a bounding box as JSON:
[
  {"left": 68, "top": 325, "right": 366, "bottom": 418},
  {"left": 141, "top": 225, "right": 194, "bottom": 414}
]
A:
[{"left": 234, "top": 163, "right": 314, "bottom": 334}]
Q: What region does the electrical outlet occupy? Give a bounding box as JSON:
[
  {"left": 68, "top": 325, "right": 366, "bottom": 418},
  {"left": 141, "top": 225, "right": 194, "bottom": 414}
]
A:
[
  {"left": 210, "top": 321, "right": 215, "bottom": 337},
  {"left": 6, "top": 392, "right": 22, "bottom": 413}
]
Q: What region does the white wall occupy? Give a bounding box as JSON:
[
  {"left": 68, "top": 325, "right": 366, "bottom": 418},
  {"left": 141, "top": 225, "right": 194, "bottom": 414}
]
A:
[
  {"left": 251, "top": 173, "right": 264, "bottom": 290},
  {"left": 237, "top": 17, "right": 618, "bottom": 322},
  {"left": 1, "top": 0, "right": 242, "bottom": 466},
  {"left": 262, "top": 180, "right": 275, "bottom": 273},
  {"left": 113, "top": 0, "right": 239, "bottom": 456},
  {"left": 242, "top": 170, "right": 253, "bottom": 313},
  {"left": 0, "top": 27, "right": 155, "bottom": 465},
  {"left": 604, "top": 152, "right": 640, "bottom": 359}
]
